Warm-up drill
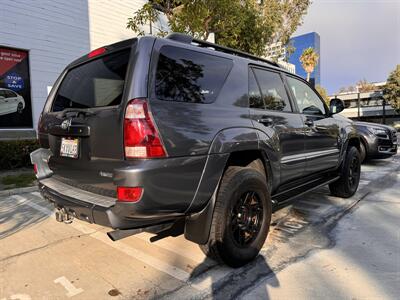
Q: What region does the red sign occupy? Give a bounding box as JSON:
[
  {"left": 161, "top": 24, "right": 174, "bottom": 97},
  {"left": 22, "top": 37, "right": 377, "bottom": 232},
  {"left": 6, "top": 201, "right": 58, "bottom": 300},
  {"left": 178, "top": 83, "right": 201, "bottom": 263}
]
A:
[{"left": 0, "top": 48, "right": 27, "bottom": 76}]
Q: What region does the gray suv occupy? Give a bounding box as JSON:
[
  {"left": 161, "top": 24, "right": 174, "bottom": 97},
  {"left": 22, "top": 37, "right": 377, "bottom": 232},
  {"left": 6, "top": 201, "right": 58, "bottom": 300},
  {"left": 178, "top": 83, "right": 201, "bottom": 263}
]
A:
[{"left": 31, "top": 33, "right": 361, "bottom": 267}]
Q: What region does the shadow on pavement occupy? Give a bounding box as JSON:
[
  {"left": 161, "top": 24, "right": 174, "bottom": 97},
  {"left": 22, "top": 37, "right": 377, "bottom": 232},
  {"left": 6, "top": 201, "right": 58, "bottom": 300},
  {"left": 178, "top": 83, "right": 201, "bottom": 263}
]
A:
[
  {"left": 189, "top": 254, "right": 279, "bottom": 299},
  {"left": 0, "top": 196, "right": 48, "bottom": 239}
]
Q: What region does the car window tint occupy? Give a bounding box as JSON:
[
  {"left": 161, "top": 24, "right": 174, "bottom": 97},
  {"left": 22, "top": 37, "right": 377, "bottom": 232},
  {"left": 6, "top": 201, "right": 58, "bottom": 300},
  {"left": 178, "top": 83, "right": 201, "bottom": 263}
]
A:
[
  {"left": 287, "top": 77, "right": 326, "bottom": 115},
  {"left": 248, "top": 69, "right": 264, "bottom": 109},
  {"left": 52, "top": 49, "right": 131, "bottom": 112},
  {"left": 0, "top": 90, "right": 6, "bottom": 98},
  {"left": 5, "top": 90, "right": 16, "bottom": 98},
  {"left": 155, "top": 46, "right": 233, "bottom": 103},
  {"left": 252, "top": 68, "right": 291, "bottom": 112}
]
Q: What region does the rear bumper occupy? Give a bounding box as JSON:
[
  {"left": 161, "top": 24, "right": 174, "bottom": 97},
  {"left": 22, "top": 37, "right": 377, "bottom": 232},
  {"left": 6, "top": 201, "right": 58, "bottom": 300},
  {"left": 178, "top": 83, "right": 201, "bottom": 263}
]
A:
[
  {"left": 39, "top": 178, "right": 181, "bottom": 229},
  {"left": 31, "top": 148, "right": 207, "bottom": 229}
]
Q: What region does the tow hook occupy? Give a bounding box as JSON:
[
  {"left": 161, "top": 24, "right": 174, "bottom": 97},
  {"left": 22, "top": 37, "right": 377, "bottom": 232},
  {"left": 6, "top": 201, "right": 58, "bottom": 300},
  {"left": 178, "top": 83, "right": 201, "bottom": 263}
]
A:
[{"left": 55, "top": 208, "right": 74, "bottom": 224}]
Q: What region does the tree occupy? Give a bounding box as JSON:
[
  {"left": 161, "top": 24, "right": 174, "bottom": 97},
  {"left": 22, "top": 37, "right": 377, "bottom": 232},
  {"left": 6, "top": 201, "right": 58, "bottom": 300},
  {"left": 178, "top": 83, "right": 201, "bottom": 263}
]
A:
[
  {"left": 338, "top": 85, "right": 356, "bottom": 94},
  {"left": 357, "top": 79, "right": 376, "bottom": 93},
  {"left": 383, "top": 65, "right": 400, "bottom": 113},
  {"left": 299, "top": 47, "right": 319, "bottom": 82},
  {"left": 126, "top": 0, "right": 311, "bottom": 57},
  {"left": 315, "top": 85, "right": 330, "bottom": 106}
]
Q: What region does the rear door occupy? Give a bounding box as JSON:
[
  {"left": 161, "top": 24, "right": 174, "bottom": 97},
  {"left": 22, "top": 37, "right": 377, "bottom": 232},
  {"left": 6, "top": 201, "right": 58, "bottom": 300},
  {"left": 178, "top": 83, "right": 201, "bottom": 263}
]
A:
[
  {"left": 39, "top": 45, "right": 134, "bottom": 195},
  {"left": 249, "top": 67, "right": 306, "bottom": 185},
  {"left": 285, "top": 75, "right": 340, "bottom": 175}
]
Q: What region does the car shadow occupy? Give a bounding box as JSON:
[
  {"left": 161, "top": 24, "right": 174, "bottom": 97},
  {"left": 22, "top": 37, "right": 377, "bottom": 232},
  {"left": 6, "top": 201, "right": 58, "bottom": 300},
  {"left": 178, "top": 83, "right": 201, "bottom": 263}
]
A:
[{"left": 189, "top": 254, "right": 279, "bottom": 299}]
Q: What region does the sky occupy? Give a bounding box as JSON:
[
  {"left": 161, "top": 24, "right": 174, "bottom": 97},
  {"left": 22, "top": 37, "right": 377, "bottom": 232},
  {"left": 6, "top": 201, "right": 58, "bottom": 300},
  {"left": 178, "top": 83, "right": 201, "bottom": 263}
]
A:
[{"left": 293, "top": 0, "right": 400, "bottom": 94}]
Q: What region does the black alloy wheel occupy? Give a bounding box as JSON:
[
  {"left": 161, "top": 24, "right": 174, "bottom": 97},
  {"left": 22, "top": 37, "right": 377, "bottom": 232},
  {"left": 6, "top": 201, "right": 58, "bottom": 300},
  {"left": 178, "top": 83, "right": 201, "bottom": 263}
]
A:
[{"left": 230, "top": 191, "right": 263, "bottom": 247}]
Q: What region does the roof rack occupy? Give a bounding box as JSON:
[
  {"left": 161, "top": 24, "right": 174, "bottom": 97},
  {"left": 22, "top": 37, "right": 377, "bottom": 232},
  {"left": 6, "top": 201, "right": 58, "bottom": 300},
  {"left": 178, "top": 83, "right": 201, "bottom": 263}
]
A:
[{"left": 166, "top": 33, "right": 280, "bottom": 68}]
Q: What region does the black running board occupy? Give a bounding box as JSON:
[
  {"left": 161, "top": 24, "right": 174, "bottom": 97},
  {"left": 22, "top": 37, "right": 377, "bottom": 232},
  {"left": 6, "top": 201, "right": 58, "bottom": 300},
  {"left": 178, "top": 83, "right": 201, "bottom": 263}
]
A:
[{"left": 272, "top": 175, "right": 340, "bottom": 209}]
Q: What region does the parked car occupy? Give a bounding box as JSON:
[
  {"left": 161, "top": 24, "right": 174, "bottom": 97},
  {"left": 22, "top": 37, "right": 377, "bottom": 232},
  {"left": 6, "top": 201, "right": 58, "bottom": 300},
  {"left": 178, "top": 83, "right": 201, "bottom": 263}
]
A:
[
  {"left": 31, "top": 33, "right": 361, "bottom": 267},
  {"left": 0, "top": 88, "right": 25, "bottom": 116},
  {"left": 354, "top": 121, "right": 398, "bottom": 162},
  {"left": 393, "top": 121, "right": 400, "bottom": 132}
]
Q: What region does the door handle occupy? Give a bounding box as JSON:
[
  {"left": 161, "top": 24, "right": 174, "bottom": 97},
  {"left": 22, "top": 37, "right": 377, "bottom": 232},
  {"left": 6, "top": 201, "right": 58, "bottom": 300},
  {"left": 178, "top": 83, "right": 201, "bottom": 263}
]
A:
[
  {"left": 304, "top": 119, "right": 314, "bottom": 127},
  {"left": 257, "top": 117, "right": 273, "bottom": 126}
]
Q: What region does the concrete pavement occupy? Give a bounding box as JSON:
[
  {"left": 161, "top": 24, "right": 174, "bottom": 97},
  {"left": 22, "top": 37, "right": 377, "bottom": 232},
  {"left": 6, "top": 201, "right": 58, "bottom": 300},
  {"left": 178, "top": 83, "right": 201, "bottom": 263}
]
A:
[
  {"left": 242, "top": 164, "right": 400, "bottom": 300},
  {"left": 0, "top": 154, "right": 399, "bottom": 299}
]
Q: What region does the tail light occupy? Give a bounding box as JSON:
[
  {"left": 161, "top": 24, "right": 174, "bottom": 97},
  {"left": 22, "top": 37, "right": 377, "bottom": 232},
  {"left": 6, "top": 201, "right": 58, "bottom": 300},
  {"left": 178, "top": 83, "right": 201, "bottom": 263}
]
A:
[
  {"left": 124, "top": 99, "right": 167, "bottom": 158},
  {"left": 117, "top": 187, "right": 143, "bottom": 202},
  {"left": 33, "top": 164, "right": 38, "bottom": 174},
  {"left": 88, "top": 47, "right": 106, "bottom": 58}
]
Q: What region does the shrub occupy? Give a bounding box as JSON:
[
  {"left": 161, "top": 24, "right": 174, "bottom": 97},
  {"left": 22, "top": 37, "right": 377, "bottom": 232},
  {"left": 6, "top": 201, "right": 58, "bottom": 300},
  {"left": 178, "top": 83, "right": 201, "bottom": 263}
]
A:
[{"left": 0, "top": 139, "right": 40, "bottom": 170}]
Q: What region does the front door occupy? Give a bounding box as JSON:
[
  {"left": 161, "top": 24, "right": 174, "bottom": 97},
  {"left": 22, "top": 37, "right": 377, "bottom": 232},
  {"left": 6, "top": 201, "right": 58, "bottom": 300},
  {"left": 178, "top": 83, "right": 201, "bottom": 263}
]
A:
[
  {"left": 285, "top": 76, "right": 340, "bottom": 175},
  {"left": 0, "top": 90, "right": 11, "bottom": 114},
  {"left": 248, "top": 67, "right": 306, "bottom": 186},
  {"left": 5, "top": 90, "right": 19, "bottom": 112}
]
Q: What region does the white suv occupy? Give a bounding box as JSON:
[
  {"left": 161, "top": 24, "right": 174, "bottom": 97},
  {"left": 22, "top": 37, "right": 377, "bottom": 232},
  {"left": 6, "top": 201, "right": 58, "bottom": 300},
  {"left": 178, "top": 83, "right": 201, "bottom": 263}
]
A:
[{"left": 0, "top": 88, "right": 25, "bottom": 116}]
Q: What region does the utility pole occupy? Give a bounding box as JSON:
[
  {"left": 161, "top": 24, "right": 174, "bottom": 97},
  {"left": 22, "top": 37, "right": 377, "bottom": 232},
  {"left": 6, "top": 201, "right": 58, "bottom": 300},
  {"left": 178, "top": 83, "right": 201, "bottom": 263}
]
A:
[
  {"left": 382, "top": 98, "right": 386, "bottom": 124},
  {"left": 357, "top": 92, "right": 361, "bottom": 120}
]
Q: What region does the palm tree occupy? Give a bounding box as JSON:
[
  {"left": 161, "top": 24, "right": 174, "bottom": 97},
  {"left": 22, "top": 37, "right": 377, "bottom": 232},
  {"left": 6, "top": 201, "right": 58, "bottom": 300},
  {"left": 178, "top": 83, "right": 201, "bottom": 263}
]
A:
[{"left": 299, "top": 47, "right": 319, "bottom": 82}]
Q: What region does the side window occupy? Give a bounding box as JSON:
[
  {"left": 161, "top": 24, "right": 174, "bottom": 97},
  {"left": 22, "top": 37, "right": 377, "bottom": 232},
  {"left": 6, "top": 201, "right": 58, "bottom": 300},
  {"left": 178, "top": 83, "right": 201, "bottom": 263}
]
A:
[
  {"left": 5, "top": 90, "right": 16, "bottom": 98},
  {"left": 0, "top": 90, "right": 6, "bottom": 98},
  {"left": 287, "top": 77, "right": 326, "bottom": 116},
  {"left": 248, "top": 69, "right": 263, "bottom": 109},
  {"left": 155, "top": 46, "right": 233, "bottom": 103},
  {"left": 252, "top": 68, "right": 292, "bottom": 112}
]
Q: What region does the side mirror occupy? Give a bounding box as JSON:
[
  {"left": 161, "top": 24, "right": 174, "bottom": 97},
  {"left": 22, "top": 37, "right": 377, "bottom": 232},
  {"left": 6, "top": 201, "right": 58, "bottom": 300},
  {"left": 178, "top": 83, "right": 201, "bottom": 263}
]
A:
[{"left": 329, "top": 98, "right": 344, "bottom": 114}]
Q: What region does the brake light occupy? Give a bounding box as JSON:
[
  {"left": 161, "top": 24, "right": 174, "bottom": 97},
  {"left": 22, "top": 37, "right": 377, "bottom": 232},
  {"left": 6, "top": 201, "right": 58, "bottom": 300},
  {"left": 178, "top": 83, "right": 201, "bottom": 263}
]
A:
[
  {"left": 124, "top": 99, "right": 167, "bottom": 158},
  {"left": 117, "top": 187, "right": 143, "bottom": 202},
  {"left": 88, "top": 47, "right": 106, "bottom": 58},
  {"left": 33, "top": 164, "right": 38, "bottom": 174}
]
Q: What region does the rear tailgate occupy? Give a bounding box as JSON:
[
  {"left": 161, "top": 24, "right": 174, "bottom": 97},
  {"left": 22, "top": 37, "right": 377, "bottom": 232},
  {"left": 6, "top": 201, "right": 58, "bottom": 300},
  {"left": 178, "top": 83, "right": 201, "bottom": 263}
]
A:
[{"left": 38, "top": 41, "right": 136, "bottom": 197}]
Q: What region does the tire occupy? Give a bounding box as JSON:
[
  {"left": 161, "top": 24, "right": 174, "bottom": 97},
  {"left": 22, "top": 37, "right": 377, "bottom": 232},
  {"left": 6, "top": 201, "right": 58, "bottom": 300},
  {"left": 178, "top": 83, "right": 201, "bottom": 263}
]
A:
[
  {"left": 199, "top": 165, "right": 272, "bottom": 268},
  {"left": 17, "top": 102, "right": 23, "bottom": 114},
  {"left": 359, "top": 140, "right": 367, "bottom": 163},
  {"left": 329, "top": 146, "right": 361, "bottom": 198}
]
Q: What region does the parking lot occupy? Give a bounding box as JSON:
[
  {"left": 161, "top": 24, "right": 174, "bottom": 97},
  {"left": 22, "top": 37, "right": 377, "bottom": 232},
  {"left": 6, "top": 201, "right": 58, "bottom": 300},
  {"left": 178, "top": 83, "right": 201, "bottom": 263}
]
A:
[{"left": 1, "top": 154, "right": 399, "bottom": 300}]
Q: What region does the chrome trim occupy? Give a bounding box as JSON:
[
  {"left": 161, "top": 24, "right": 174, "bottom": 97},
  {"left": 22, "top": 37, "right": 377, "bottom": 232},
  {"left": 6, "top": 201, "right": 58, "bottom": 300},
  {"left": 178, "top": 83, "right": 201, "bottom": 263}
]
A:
[
  {"left": 40, "top": 177, "right": 116, "bottom": 208},
  {"left": 281, "top": 149, "right": 340, "bottom": 163}
]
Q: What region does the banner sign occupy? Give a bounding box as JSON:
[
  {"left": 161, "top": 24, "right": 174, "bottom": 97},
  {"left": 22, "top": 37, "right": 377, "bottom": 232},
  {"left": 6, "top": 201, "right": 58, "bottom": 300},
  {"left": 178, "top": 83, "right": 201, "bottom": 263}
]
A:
[{"left": 0, "top": 46, "right": 33, "bottom": 128}]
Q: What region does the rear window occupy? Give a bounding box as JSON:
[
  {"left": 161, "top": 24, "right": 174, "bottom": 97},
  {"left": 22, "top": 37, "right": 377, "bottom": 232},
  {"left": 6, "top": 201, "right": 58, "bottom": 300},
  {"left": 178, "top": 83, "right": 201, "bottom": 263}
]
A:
[
  {"left": 52, "top": 49, "right": 130, "bottom": 112},
  {"left": 155, "top": 46, "right": 233, "bottom": 103}
]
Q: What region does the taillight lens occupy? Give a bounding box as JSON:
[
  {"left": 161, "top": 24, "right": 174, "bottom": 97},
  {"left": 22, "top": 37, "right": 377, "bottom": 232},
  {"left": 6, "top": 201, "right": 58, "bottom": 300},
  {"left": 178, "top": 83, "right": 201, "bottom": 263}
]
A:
[
  {"left": 33, "top": 164, "right": 38, "bottom": 174},
  {"left": 124, "top": 99, "right": 167, "bottom": 158},
  {"left": 117, "top": 187, "right": 143, "bottom": 202},
  {"left": 88, "top": 47, "right": 106, "bottom": 58}
]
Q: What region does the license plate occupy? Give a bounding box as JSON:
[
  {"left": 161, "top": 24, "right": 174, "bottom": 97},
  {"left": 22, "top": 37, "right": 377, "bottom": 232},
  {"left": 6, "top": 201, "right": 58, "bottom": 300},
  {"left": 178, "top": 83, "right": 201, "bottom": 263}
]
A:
[{"left": 60, "top": 138, "right": 79, "bottom": 158}]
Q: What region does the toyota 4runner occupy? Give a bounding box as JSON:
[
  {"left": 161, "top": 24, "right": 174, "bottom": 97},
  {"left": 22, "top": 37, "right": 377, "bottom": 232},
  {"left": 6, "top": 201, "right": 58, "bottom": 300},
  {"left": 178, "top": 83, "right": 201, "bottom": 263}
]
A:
[{"left": 31, "top": 33, "right": 361, "bottom": 267}]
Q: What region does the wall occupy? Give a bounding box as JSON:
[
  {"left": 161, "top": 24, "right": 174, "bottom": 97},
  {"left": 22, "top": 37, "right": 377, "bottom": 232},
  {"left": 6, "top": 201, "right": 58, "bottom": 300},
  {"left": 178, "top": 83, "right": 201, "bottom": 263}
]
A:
[{"left": 88, "top": 0, "right": 145, "bottom": 49}]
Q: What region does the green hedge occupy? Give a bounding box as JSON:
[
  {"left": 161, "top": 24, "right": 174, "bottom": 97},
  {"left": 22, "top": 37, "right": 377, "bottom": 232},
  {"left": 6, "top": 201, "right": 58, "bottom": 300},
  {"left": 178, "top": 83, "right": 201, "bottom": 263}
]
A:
[{"left": 0, "top": 139, "right": 40, "bottom": 170}]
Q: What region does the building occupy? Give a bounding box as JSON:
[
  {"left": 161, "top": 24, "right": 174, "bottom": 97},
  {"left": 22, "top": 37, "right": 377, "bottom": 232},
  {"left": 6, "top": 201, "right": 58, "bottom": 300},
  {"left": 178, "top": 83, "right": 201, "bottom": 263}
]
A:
[
  {"left": 264, "top": 42, "right": 296, "bottom": 74},
  {"left": 329, "top": 84, "right": 399, "bottom": 125},
  {"left": 0, "top": 0, "right": 153, "bottom": 140},
  {"left": 288, "top": 32, "right": 321, "bottom": 86}
]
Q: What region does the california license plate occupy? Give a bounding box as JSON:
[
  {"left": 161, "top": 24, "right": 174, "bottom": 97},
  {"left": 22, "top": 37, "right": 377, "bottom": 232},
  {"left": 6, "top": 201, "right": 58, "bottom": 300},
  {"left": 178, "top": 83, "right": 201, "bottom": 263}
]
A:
[{"left": 60, "top": 138, "right": 79, "bottom": 158}]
